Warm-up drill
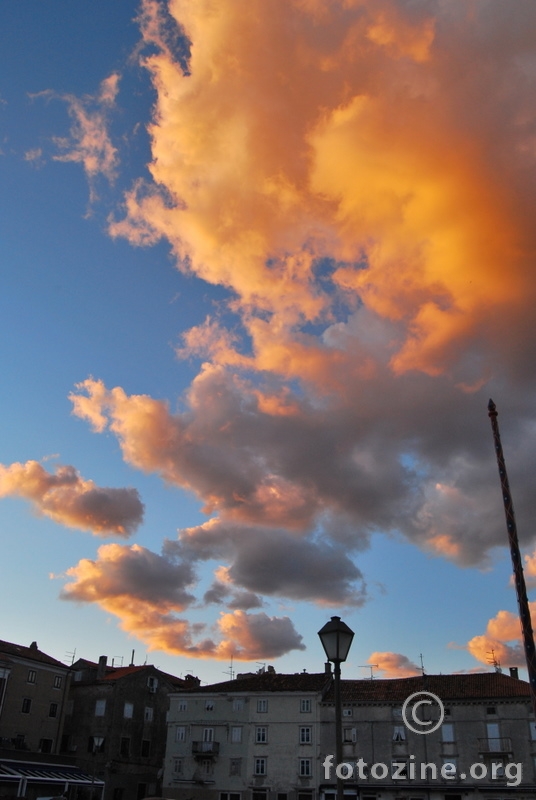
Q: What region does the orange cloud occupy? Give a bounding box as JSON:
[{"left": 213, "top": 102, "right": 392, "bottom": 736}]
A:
[
  {"left": 465, "top": 606, "right": 532, "bottom": 669},
  {"left": 368, "top": 651, "right": 420, "bottom": 678},
  {"left": 48, "top": 73, "right": 120, "bottom": 203},
  {"left": 105, "top": 0, "right": 534, "bottom": 385},
  {"left": 0, "top": 460, "right": 143, "bottom": 537},
  {"left": 61, "top": 543, "right": 304, "bottom": 659}
]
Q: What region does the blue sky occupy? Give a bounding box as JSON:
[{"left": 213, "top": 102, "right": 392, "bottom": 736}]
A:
[{"left": 1, "top": 0, "right": 536, "bottom": 685}]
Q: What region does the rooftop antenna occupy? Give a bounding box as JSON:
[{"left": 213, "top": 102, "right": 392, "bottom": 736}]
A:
[
  {"left": 64, "top": 648, "right": 76, "bottom": 666},
  {"left": 256, "top": 662, "right": 266, "bottom": 674},
  {"left": 488, "top": 399, "right": 536, "bottom": 715},
  {"left": 487, "top": 649, "right": 502, "bottom": 674},
  {"left": 358, "top": 665, "right": 378, "bottom": 680},
  {"left": 223, "top": 656, "right": 235, "bottom": 681},
  {"left": 420, "top": 653, "right": 426, "bottom": 676}
]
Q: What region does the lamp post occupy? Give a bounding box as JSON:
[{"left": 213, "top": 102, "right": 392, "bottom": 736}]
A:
[{"left": 318, "top": 616, "right": 354, "bottom": 800}]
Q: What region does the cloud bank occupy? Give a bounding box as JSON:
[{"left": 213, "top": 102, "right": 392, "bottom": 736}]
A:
[{"left": 25, "top": 0, "right": 536, "bottom": 662}]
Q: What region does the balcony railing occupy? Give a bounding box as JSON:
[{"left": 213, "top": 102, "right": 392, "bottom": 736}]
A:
[
  {"left": 192, "top": 741, "right": 220, "bottom": 758},
  {"left": 477, "top": 737, "right": 512, "bottom": 753}
]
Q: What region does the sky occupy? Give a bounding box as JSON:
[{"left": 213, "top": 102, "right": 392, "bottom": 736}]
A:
[{"left": 1, "top": 0, "right": 536, "bottom": 686}]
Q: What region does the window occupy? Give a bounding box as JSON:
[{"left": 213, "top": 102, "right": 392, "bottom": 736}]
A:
[
  {"left": 178, "top": 699, "right": 188, "bottom": 711},
  {"left": 233, "top": 698, "right": 244, "bottom": 711},
  {"left": 74, "top": 670, "right": 83, "bottom": 682},
  {"left": 39, "top": 739, "right": 53, "bottom": 754},
  {"left": 441, "top": 723, "right": 455, "bottom": 742},
  {"left": 393, "top": 725, "right": 406, "bottom": 742},
  {"left": 147, "top": 676, "right": 158, "bottom": 692},
  {"left": 299, "top": 727, "right": 312, "bottom": 744},
  {"left": 205, "top": 700, "right": 215, "bottom": 711},
  {"left": 254, "top": 757, "right": 267, "bottom": 775},
  {"left": 487, "top": 722, "right": 501, "bottom": 750},
  {"left": 342, "top": 708, "right": 353, "bottom": 717},
  {"left": 13, "top": 734, "right": 25, "bottom": 749},
  {"left": 221, "top": 793, "right": 241, "bottom": 800},
  {"left": 123, "top": 702, "right": 133, "bottom": 719},
  {"left": 95, "top": 699, "right": 106, "bottom": 716},
  {"left": 231, "top": 726, "right": 242, "bottom": 743},
  {"left": 486, "top": 706, "right": 497, "bottom": 715},
  {"left": 120, "top": 737, "right": 131, "bottom": 757},
  {"left": 256, "top": 726, "right": 267, "bottom": 743},
  {"left": 174, "top": 759, "right": 183, "bottom": 774},
  {"left": 299, "top": 758, "right": 312, "bottom": 777},
  {"left": 392, "top": 707, "right": 402, "bottom": 718},
  {"left": 136, "top": 784, "right": 147, "bottom": 800},
  {"left": 300, "top": 698, "right": 311, "bottom": 713},
  {"left": 88, "top": 736, "right": 105, "bottom": 753},
  {"left": 229, "top": 759, "right": 242, "bottom": 776},
  {"left": 141, "top": 739, "right": 151, "bottom": 757},
  {"left": 203, "top": 727, "right": 214, "bottom": 742},
  {"left": 113, "top": 789, "right": 124, "bottom": 800},
  {"left": 530, "top": 721, "right": 536, "bottom": 741},
  {"left": 257, "top": 699, "right": 267, "bottom": 713},
  {"left": 49, "top": 702, "right": 58, "bottom": 718},
  {"left": 21, "top": 698, "right": 32, "bottom": 714},
  {"left": 176, "top": 726, "right": 187, "bottom": 742},
  {"left": 54, "top": 675, "right": 62, "bottom": 689},
  {"left": 201, "top": 759, "right": 213, "bottom": 775},
  {"left": 27, "top": 669, "right": 36, "bottom": 684},
  {"left": 144, "top": 706, "right": 153, "bottom": 722},
  {"left": 343, "top": 727, "right": 357, "bottom": 743}
]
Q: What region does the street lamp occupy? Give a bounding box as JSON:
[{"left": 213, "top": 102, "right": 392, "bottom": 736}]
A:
[{"left": 318, "top": 616, "right": 354, "bottom": 800}]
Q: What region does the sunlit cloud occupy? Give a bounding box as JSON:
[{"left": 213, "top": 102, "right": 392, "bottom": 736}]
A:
[
  {"left": 40, "top": 73, "right": 121, "bottom": 203},
  {"left": 50, "top": 0, "right": 536, "bottom": 663},
  {"left": 60, "top": 542, "right": 304, "bottom": 659},
  {"left": 0, "top": 460, "right": 144, "bottom": 537},
  {"left": 369, "top": 651, "right": 420, "bottom": 678}
]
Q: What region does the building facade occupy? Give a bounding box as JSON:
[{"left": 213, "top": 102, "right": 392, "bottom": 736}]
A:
[
  {"left": 0, "top": 638, "right": 100, "bottom": 800},
  {"left": 163, "top": 667, "right": 536, "bottom": 800},
  {"left": 62, "top": 656, "right": 196, "bottom": 800}
]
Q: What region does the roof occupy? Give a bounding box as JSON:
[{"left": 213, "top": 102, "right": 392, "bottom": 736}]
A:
[
  {"left": 182, "top": 671, "right": 331, "bottom": 694},
  {"left": 335, "top": 672, "right": 531, "bottom": 703},
  {"left": 179, "top": 670, "right": 530, "bottom": 702},
  {"left": 100, "top": 664, "right": 185, "bottom": 687},
  {"left": 0, "top": 639, "right": 67, "bottom": 669}
]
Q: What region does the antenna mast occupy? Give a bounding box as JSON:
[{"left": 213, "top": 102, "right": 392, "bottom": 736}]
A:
[{"left": 488, "top": 398, "right": 536, "bottom": 716}]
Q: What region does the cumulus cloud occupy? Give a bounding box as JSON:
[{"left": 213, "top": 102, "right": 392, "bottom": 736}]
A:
[
  {"left": 60, "top": 542, "right": 304, "bottom": 659},
  {"left": 464, "top": 607, "right": 529, "bottom": 669},
  {"left": 369, "top": 651, "right": 420, "bottom": 678},
  {"left": 0, "top": 460, "right": 144, "bottom": 537},
  {"left": 55, "top": 0, "right": 536, "bottom": 663}
]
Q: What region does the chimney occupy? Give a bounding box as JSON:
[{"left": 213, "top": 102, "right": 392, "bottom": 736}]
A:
[
  {"left": 29, "top": 641, "right": 38, "bottom": 651},
  {"left": 97, "top": 655, "right": 108, "bottom": 680},
  {"left": 509, "top": 667, "right": 519, "bottom": 679},
  {"left": 325, "top": 661, "right": 332, "bottom": 675}
]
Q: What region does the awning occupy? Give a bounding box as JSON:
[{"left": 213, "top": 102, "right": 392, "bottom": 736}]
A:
[{"left": 0, "top": 760, "right": 104, "bottom": 786}]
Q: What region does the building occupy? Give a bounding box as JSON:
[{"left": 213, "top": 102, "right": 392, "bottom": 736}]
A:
[
  {"left": 62, "top": 655, "right": 197, "bottom": 800},
  {"left": 163, "top": 666, "right": 536, "bottom": 800},
  {"left": 0, "top": 638, "right": 100, "bottom": 800}
]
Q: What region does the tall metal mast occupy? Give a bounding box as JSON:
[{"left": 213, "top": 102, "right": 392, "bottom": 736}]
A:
[{"left": 488, "top": 398, "right": 536, "bottom": 716}]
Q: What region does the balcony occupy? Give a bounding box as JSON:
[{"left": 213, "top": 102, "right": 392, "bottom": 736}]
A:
[
  {"left": 478, "top": 737, "right": 513, "bottom": 754},
  {"left": 192, "top": 741, "right": 220, "bottom": 759}
]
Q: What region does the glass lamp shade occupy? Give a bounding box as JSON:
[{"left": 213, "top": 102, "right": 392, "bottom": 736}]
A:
[{"left": 318, "top": 616, "right": 354, "bottom": 663}]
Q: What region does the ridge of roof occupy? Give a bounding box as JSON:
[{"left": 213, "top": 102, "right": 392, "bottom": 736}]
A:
[
  {"left": 178, "top": 670, "right": 530, "bottom": 701},
  {"left": 0, "top": 638, "right": 67, "bottom": 669}
]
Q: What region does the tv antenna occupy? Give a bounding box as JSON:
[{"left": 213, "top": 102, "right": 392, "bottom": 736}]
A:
[{"left": 358, "top": 664, "right": 378, "bottom": 679}]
